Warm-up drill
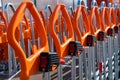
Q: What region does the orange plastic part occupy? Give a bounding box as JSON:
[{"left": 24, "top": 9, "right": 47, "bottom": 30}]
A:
[
  {"left": 101, "top": 6, "right": 118, "bottom": 36},
  {"left": 89, "top": 6, "right": 105, "bottom": 39},
  {"left": 0, "top": 10, "right": 21, "bottom": 61},
  {"left": 115, "top": 7, "right": 120, "bottom": 33},
  {"left": 106, "top": 7, "right": 117, "bottom": 36},
  {"left": 0, "top": 11, "right": 8, "bottom": 43},
  {"left": 100, "top": 7, "right": 108, "bottom": 32},
  {"left": 49, "top": 4, "right": 74, "bottom": 58},
  {"left": 117, "top": 8, "right": 120, "bottom": 25},
  {"left": 100, "top": 7, "right": 112, "bottom": 34},
  {"left": 7, "top": 1, "right": 49, "bottom": 80},
  {"left": 109, "top": 7, "right": 120, "bottom": 35},
  {"left": 0, "top": 11, "right": 8, "bottom": 61},
  {"left": 72, "top": 5, "right": 92, "bottom": 46},
  {"left": 38, "top": 10, "right": 47, "bottom": 33},
  {"left": 0, "top": 11, "right": 7, "bottom": 32},
  {"left": 109, "top": 7, "right": 116, "bottom": 28}
]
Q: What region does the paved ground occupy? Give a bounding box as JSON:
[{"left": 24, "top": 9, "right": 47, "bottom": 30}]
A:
[{"left": 13, "top": 73, "right": 43, "bottom": 80}]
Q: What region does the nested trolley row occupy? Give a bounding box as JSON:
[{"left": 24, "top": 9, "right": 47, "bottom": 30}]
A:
[{"left": 0, "top": 0, "right": 119, "bottom": 80}]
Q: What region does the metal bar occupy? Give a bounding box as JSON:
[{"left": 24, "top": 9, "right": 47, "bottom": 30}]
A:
[
  {"left": 103, "top": 41, "right": 107, "bottom": 80},
  {"left": 8, "top": 44, "right": 13, "bottom": 76},
  {"left": 30, "top": 16, "right": 36, "bottom": 45},
  {"left": 28, "top": 39, "right": 31, "bottom": 57},
  {"left": 8, "top": 70, "right": 21, "bottom": 80},
  {"left": 45, "top": 5, "right": 52, "bottom": 52},
  {"left": 113, "top": 34, "right": 119, "bottom": 80},
  {"left": 71, "top": 56, "right": 76, "bottom": 80},
  {"left": 83, "top": 48, "right": 88, "bottom": 80},
  {"left": 79, "top": 52, "right": 83, "bottom": 80},
  {"left": 44, "top": 5, "right": 52, "bottom": 80},
  {"left": 57, "top": 64, "right": 63, "bottom": 80},
  {"left": 72, "top": 0, "right": 75, "bottom": 10},
  {"left": 4, "top": 3, "right": 16, "bottom": 24},
  {"left": 38, "top": 37, "right": 41, "bottom": 48},
  {"left": 84, "top": 47, "right": 92, "bottom": 80},
  {"left": 97, "top": 41, "right": 104, "bottom": 80},
  {"left": 88, "top": 47, "right": 92, "bottom": 80},
  {"left": 34, "top": 0, "right": 37, "bottom": 8},
  {"left": 43, "top": 72, "right": 51, "bottom": 80},
  {"left": 91, "top": 47, "right": 96, "bottom": 80},
  {"left": 1, "top": 0, "right": 3, "bottom": 13},
  {"left": 19, "top": 24, "right": 26, "bottom": 53},
  {"left": 11, "top": 47, "right": 17, "bottom": 73},
  {"left": 108, "top": 36, "right": 113, "bottom": 80}
]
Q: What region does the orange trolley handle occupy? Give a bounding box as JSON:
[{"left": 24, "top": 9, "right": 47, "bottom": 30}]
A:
[
  {"left": 49, "top": 4, "right": 74, "bottom": 58},
  {"left": 114, "top": 7, "right": 120, "bottom": 25},
  {"left": 7, "top": 1, "right": 49, "bottom": 80},
  {"left": 110, "top": 7, "right": 119, "bottom": 33},
  {"left": 38, "top": 10, "right": 48, "bottom": 33},
  {"left": 0, "top": 11, "right": 8, "bottom": 61},
  {"left": 104, "top": 7, "right": 116, "bottom": 36},
  {"left": 90, "top": 6, "right": 101, "bottom": 34},
  {"left": 117, "top": 8, "right": 120, "bottom": 24},
  {"left": 115, "top": 7, "right": 120, "bottom": 33},
  {"left": 0, "top": 11, "right": 8, "bottom": 32},
  {"left": 109, "top": 7, "right": 116, "bottom": 27},
  {"left": 100, "top": 7, "right": 108, "bottom": 31},
  {"left": 90, "top": 6, "right": 107, "bottom": 41},
  {"left": 101, "top": 7, "right": 113, "bottom": 36},
  {"left": 73, "top": 5, "right": 93, "bottom": 46},
  {"left": 101, "top": 7, "right": 111, "bottom": 29}
]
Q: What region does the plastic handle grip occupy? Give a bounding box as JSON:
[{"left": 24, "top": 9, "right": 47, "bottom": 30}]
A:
[
  {"left": 73, "top": 5, "right": 90, "bottom": 46},
  {"left": 101, "top": 7, "right": 111, "bottom": 31},
  {"left": 116, "top": 8, "right": 120, "bottom": 24},
  {"left": 110, "top": 8, "right": 116, "bottom": 26},
  {"left": 100, "top": 7, "right": 107, "bottom": 31},
  {"left": 114, "top": 8, "right": 119, "bottom": 25},
  {"left": 38, "top": 10, "right": 47, "bottom": 33},
  {"left": 75, "top": 6, "right": 90, "bottom": 34},
  {"left": 0, "top": 11, "right": 8, "bottom": 30},
  {"left": 49, "top": 4, "right": 74, "bottom": 58},
  {"left": 90, "top": 6, "right": 101, "bottom": 34},
  {"left": 118, "top": 9, "right": 120, "bottom": 24},
  {"left": 7, "top": 1, "right": 49, "bottom": 80}
]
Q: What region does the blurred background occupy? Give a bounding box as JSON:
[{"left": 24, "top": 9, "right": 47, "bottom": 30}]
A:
[{"left": 1, "top": 0, "right": 119, "bottom": 11}]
